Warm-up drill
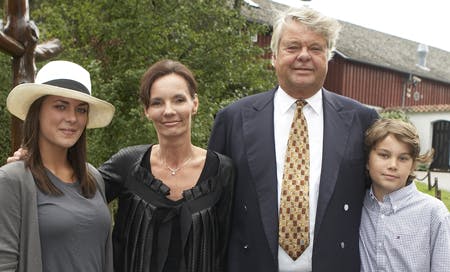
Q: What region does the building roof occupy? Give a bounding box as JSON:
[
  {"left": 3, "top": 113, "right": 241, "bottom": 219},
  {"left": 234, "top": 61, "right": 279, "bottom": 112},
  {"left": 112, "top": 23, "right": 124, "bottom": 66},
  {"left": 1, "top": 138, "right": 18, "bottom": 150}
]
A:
[
  {"left": 383, "top": 104, "right": 450, "bottom": 113},
  {"left": 337, "top": 22, "right": 450, "bottom": 84},
  {"left": 242, "top": 0, "right": 450, "bottom": 84}
]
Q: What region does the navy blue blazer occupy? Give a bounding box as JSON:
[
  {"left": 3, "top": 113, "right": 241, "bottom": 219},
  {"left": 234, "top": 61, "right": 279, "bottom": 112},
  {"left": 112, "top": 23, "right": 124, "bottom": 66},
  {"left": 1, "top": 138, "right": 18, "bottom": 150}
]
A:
[{"left": 208, "top": 87, "right": 379, "bottom": 272}]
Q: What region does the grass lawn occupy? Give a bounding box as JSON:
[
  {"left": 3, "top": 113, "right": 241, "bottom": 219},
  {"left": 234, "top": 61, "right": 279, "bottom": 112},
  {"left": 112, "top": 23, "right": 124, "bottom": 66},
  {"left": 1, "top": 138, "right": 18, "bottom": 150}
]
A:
[{"left": 415, "top": 181, "right": 450, "bottom": 211}]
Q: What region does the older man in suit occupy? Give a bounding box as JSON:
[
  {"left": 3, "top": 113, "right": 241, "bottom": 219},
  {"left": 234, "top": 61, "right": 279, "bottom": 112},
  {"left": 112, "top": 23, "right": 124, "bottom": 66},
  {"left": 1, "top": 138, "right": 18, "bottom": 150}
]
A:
[{"left": 208, "top": 6, "right": 379, "bottom": 272}]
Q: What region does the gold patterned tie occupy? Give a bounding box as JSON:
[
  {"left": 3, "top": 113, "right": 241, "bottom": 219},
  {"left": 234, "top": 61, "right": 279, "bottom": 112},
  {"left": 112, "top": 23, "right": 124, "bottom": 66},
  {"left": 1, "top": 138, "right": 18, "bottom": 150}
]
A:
[{"left": 279, "top": 100, "right": 310, "bottom": 260}]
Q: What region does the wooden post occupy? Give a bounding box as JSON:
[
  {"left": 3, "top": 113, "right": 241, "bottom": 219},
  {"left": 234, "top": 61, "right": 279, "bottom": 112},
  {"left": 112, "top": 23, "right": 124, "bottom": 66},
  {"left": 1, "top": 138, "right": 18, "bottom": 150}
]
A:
[
  {"left": 434, "top": 177, "right": 442, "bottom": 200},
  {"left": 0, "top": 0, "right": 62, "bottom": 153}
]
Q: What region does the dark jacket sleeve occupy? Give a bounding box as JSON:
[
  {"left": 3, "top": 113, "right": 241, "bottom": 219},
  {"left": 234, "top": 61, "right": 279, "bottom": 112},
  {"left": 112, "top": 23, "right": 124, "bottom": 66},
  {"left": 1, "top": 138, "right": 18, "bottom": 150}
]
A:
[
  {"left": 98, "top": 145, "right": 150, "bottom": 202},
  {"left": 214, "top": 153, "right": 235, "bottom": 271}
]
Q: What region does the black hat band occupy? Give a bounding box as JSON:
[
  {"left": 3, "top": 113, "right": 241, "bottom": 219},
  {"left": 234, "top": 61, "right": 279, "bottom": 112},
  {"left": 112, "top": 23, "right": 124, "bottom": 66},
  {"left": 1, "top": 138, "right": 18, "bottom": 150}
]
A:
[{"left": 43, "top": 79, "right": 90, "bottom": 95}]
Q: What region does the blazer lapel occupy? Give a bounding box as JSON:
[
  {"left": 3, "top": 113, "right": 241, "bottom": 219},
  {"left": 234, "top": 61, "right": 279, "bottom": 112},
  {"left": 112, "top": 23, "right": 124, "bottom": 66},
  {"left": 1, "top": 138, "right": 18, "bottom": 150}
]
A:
[
  {"left": 314, "top": 90, "right": 355, "bottom": 235},
  {"left": 242, "top": 89, "right": 279, "bottom": 262}
]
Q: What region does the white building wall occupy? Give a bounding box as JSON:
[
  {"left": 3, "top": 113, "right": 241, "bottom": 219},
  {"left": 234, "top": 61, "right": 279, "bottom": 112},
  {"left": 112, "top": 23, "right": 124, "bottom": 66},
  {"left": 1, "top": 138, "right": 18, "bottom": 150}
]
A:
[{"left": 408, "top": 112, "right": 450, "bottom": 154}]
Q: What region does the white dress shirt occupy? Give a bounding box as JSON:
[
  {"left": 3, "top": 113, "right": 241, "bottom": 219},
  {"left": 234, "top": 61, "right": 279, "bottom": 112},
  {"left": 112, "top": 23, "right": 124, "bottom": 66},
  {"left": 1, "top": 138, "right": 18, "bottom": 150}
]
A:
[{"left": 274, "top": 87, "right": 324, "bottom": 272}]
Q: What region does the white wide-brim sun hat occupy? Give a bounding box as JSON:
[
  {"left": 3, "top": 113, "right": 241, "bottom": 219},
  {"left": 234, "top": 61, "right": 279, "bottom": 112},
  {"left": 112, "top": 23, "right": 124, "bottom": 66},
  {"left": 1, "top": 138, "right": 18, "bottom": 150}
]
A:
[{"left": 6, "top": 60, "right": 115, "bottom": 128}]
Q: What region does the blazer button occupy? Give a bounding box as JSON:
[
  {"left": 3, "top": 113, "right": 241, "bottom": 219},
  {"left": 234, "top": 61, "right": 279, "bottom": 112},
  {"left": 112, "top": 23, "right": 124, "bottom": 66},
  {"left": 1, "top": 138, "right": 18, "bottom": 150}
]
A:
[
  {"left": 343, "top": 204, "right": 349, "bottom": 211},
  {"left": 340, "top": 242, "right": 345, "bottom": 249},
  {"left": 243, "top": 205, "right": 247, "bottom": 212},
  {"left": 243, "top": 244, "right": 249, "bottom": 249}
]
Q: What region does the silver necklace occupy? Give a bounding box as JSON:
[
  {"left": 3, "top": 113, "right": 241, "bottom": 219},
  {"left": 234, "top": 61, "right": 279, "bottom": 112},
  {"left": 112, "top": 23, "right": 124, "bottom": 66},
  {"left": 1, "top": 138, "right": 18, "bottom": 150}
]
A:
[{"left": 161, "top": 152, "right": 193, "bottom": 176}]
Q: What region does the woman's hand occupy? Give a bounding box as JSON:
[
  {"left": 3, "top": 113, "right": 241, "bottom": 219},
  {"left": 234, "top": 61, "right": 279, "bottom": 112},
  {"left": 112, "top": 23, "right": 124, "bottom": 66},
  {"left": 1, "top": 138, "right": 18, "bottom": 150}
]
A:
[{"left": 6, "top": 148, "right": 28, "bottom": 163}]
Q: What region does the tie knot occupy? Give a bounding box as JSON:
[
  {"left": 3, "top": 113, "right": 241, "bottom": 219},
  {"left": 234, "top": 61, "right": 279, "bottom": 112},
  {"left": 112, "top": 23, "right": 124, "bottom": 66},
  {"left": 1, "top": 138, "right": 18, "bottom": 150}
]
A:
[{"left": 296, "top": 99, "right": 307, "bottom": 108}]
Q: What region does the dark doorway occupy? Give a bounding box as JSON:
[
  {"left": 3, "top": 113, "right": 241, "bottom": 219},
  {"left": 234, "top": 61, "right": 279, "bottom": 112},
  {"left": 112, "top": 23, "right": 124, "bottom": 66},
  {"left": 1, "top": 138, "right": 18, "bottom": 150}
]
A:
[{"left": 430, "top": 120, "right": 450, "bottom": 171}]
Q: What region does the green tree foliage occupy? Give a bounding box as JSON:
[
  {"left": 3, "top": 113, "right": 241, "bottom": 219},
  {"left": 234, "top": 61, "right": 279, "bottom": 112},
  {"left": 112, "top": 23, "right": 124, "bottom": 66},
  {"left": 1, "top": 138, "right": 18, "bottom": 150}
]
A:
[
  {"left": 0, "top": 0, "right": 275, "bottom": 165},
  {"left": 0, "top": 55, "right": 12, "bottom": 163},
  {"left": 380, "top": 109, "right": 410, "bottom": 122}
]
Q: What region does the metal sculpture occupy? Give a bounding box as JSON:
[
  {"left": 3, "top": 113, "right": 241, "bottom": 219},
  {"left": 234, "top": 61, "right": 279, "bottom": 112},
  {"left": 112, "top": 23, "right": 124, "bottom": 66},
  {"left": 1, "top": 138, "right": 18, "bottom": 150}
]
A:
[{"left": 0, "top": 0, "right": 62, "bottom": 152}]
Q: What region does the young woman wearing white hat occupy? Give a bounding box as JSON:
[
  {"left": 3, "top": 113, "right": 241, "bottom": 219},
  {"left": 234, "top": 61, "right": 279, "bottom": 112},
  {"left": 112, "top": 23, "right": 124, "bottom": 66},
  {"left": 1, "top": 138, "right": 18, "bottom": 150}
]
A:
[{"left": 0, "top": 60, "right": 115, "bottom": 272}]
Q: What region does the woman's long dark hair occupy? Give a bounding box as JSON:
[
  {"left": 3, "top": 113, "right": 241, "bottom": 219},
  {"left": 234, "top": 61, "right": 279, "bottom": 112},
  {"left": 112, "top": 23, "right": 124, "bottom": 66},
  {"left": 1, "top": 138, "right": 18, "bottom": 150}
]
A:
[{"left": 22, "top": 95, "right": 96, "bottom": 197}]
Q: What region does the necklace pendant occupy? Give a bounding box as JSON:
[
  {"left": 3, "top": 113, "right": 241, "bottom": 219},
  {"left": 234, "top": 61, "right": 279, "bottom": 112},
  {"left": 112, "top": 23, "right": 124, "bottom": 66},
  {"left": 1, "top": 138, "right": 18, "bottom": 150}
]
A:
[{"left": 160, "top": 150, "right": 193, "bottom": 177}]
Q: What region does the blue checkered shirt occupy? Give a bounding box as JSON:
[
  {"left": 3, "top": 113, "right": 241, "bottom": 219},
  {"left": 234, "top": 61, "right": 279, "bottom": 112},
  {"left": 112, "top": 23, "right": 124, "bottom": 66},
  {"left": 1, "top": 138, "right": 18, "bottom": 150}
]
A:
[{"left": 359, "top": 182, "right": 450, "bottom": 272}]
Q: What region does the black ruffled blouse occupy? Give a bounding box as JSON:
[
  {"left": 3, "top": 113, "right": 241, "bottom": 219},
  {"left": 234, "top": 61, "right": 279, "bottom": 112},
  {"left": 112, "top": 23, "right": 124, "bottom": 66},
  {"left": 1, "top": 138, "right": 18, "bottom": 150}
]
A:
[{"left": 99, "top": 145, "right": 234, "bottom": 272}]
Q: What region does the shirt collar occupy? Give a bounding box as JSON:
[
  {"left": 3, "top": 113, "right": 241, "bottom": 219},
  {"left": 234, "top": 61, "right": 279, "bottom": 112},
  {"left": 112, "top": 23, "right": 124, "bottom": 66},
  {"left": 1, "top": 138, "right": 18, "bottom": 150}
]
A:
[
  {"left": 275, "top": 86, "right": 323, "bottom": 115},
  {"left": 367, "top": 182, "right": 417, "bottom": 213}
]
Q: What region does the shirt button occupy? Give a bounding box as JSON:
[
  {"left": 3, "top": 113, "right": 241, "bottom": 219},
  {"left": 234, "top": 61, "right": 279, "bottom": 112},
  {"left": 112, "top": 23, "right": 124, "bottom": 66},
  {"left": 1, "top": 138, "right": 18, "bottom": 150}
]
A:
[
  {"left": 340, "top": 242, "right": 345, "bottom": 248},
  {"left": 381, "top": 214, "right": 385, "bottom": 219},
  {"left": 343, "top": 204, "right": 349, "bottom": 211}
]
